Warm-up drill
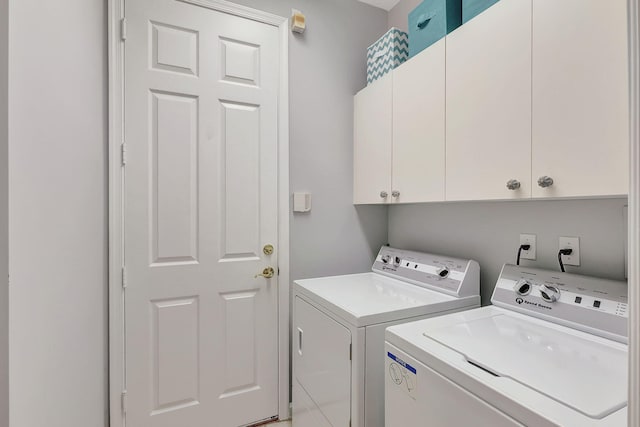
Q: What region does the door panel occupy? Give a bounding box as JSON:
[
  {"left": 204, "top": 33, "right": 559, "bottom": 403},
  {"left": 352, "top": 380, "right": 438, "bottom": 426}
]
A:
[
  {"left": 293, "top": 297, "right": 352, "bottom": 427},
  {"left": 532, "top": 0, "right": 629, "bottom": 198},
  {"left": 150, "top": 90, "right": 199, "bottom": 265},
  {"left": 151, "top": 297, "right": 200, "bottom": 413},
  {"left": 124, "top": 1, "right": 280, "bottom": 426},
  {"left": 353, "top": 74, "right": 393, "bottom": 204},
  {"left": 445, "top": 0, "right": 532, "bottom": 201},
  {"left": 392, "top": 39, "right": 446, "bottom": 203}
]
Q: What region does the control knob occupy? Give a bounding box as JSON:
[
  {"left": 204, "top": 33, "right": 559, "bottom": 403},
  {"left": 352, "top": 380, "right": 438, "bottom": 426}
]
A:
[
  {"left": 514, "top": 279, "right": 532, "bottom": 296},
  {"left": 436, "top": 267, "right": 450, "bottom": 278},
  {"left": 393, "top": 256, "right": 401, "bottom": 267},
  {"left": 381, "top": 255, "right": 391, "bottom": 264},
  {"left": 539, "top": 284, "right": 560, "bottom": 303}
]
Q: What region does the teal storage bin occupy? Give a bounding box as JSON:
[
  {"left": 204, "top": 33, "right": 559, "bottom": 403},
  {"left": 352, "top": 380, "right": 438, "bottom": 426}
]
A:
[
  {"left": 462, "top": 0, "right": 500, "bottom": 23},
  {"left": 408, "top": 0, "right": 462, "bottom": 58}
]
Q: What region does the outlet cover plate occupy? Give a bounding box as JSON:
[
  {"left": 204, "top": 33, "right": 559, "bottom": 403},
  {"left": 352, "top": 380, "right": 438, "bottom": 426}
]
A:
[
  {"left": 559, "top": 236, "right": 580, "bottom": 266},
  {"left": 519, "top": 234, "right": 537, "bottom": 260}
]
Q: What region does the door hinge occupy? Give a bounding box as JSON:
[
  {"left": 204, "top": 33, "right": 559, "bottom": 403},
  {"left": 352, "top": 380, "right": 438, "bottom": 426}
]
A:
[
  {"left": 121, "top": 266, "right": 128, "bottom": 289},
  {"left": 121, "top": 390, "right": 128, "bottom": 414},
  {"left": 120, "top": 18, "right": 127, "bottom": 41},
  {"left": 120, "top": 142, "right": 127, "bottom": 166}
]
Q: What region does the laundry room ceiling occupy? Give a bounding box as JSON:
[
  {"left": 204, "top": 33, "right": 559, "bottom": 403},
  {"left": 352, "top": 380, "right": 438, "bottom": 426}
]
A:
[{"left": 357, "top": 0, "right": 401, "bottom": 11}]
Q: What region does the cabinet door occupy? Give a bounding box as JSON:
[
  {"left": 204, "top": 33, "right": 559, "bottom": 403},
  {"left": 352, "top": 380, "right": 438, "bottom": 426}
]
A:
[
  {"left": 293, "top": 297, "right": 352, "bottom": 427},
  {"left": 532, "top": 0, "right": 629, "bottom": 198},
  {"left": 354, "top": 74, "right": 392, "bottom": 204},
  {"left": 445, "top": 0, "right": 532, "bottom": 201},
  {"left": 392, "top": 39, "right": 446, "bottom": 203}
]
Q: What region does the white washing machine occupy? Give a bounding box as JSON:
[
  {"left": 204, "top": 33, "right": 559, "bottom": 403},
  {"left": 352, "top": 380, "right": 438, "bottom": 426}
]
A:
[
  {"left": 385, "top": 264, "right": 628, "bottom": 427},
  {"left": 292, "top": 246, "right": 480, "bottom": 427}
]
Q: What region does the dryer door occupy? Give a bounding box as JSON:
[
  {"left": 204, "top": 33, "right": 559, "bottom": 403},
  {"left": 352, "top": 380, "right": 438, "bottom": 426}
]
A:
[{"left": 294, "top": 296, "right": 352, "bottom": 427}]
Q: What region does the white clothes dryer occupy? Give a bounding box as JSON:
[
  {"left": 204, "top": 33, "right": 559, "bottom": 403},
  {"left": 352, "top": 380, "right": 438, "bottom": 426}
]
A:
[
  {"left": 292, "top": 246, "right": 480, "bottom": 427},
  {"left": 385, "top": 264, "right": 628, "bottom": 427}
]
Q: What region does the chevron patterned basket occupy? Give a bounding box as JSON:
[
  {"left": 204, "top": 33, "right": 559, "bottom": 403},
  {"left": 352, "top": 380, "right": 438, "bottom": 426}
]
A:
[{"left": 367, "top": 28, "right": 409, "bottom": 85}]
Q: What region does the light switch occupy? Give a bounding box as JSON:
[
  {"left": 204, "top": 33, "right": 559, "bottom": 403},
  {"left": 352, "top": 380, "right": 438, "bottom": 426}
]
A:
[{"left": 293, "top": 192, "right": 311, "bottom": 213}]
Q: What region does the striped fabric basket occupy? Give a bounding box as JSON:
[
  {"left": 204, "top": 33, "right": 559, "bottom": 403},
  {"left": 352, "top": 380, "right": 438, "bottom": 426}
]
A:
[{"left": 366, "top": 28, "right": 409, "bottom": 85}]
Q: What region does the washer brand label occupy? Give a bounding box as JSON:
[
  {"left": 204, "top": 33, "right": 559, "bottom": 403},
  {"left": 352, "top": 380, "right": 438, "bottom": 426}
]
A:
[
  {"left": 387, "top": 351, "right": 417, "bottom": 398},
  {"left": 515, "top": 298, "right": 552, "bottom": 310},
  {"left": 387, "top": 352, "right": 416, "bottom": 374}
]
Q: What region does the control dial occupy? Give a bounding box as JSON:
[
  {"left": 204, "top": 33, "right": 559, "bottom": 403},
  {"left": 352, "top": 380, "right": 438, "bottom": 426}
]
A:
[
  {"left": 393, "top": 256, "right": 401, "bottom": 267},
  {"left": 514, "top": 279, "right": 532, "bottom": 296},
  {"left": 436, "top": 267, "right": 450, "bottom": 278},
  {"left": 539, "top": 284, "right": 560, "bottom": 303},
  {"left": 381, "top": 255, "right": 391, "bottom": 264}
]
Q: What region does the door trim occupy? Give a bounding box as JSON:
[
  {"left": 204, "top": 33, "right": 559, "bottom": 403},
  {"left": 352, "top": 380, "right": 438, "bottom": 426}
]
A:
[
  {"left": 628, "top": 0, "right": 639, "bottom": 425},
  {"left": 107, "top": 1, "right": 290, "bottom": 425}
]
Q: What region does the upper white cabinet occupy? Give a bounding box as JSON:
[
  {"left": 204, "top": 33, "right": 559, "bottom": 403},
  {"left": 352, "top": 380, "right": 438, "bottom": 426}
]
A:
[
  {"left": 354, "top": 40, "right": 446, "bottom": 205},
  {"left": 353, "top": 0, "right": 629, "bottom": 204},
  {"left": 392, "top": 39, "right": 446, "bottom": 203},
  {"left": 445, "top": 0, "right": 532, "bottom": 201},
  {"left": 353, "top": 73, "right": 392, "bottom": 204},
  {"left": 531, "top": 0, "right": 629, "bottom": 198}
]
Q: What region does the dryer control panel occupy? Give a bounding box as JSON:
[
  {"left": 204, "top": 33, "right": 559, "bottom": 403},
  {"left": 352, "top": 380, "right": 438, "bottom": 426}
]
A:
[
  {"left": 492, "top": 264, "right": 628, "bottom": 343},
  {"left": 372, "top": 247, "right": 480, "bottom": 298}
]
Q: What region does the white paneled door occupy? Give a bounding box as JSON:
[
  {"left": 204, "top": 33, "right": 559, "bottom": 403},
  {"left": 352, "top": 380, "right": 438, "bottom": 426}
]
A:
[{"left": 124, "top": 1, "right": 280, "bottom": 426}]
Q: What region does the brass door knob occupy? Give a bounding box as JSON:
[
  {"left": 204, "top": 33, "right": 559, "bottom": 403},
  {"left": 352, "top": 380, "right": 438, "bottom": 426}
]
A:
[
  {"left": 263, "top": 244, "right": 274, "bottom": 255},
  {"left": 255, "top": 267, "right": 275, "bottom": 279}
]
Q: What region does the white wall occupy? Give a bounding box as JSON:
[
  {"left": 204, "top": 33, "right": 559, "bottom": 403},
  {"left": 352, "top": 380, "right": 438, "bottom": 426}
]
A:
[
  {"left": 0, "top": 0, "right": 8, "bottom": 424},
  {"left": 8, "top": 1, "right": 108, "bottom": 426},
  {"left": 389, "top": 199, "right": 628, "bottom": 305},
  {"left": 8, "top": 1, "right": 387, "bottom": 426},
  {"left": 227, "top": 0, "right": 390, "bottom": 281}
]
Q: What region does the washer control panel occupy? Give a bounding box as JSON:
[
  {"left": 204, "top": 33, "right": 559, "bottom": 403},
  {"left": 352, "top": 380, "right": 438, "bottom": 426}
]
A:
[
  {"left": 372, "top": 247, "right": 480, "bottom": 298},
  {"left": 493, "top": 264, "right": 628, "bottom": 342}
]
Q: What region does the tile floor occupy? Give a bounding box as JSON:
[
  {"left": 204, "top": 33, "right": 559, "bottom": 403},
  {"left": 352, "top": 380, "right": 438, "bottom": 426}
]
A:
[{"left": 266, "top": 421, "right": 291, "bottom": 426}]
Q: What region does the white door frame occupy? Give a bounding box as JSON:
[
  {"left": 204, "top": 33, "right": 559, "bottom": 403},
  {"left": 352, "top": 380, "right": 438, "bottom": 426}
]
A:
[
  {"left": 107, "top": 1, "right": 290, "bottom": 425},
  {"left": 628, "top": 0, "right": 640, "bottom": 426}
]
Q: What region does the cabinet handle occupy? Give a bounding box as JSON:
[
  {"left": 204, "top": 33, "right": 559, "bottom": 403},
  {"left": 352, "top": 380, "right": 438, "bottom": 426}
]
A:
[
  {"left": 537, "top": 176, "right": 554, "bottom": 188},
  {"left": 506, "top": 179, "right": 521, "bottom": 190},
  {"left": 297, "top": 327, "right": 303, "bottom": 356},
  {"left": 392, "top": 190, "right": 400, "bottom": 198},
  {"left": 416, "top": 13, "right": 435, "bottom": 29},
  {"left": 380, "top": 191, "right": 388, "bottom": 198}
]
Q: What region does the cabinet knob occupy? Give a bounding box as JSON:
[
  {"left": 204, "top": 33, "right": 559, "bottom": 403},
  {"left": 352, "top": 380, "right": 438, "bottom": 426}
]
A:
[
  {"left": 380, "top": 191, "right": 388, "bottom": 198},
  {"left": 537, "top": 176, "right": 554, "bottom": 188},
  {"left": 506, "top": 179, "right": 521, "bottom": 190},
  {"left": 391, "top": 190, "right": 400, "bottom": 198}
]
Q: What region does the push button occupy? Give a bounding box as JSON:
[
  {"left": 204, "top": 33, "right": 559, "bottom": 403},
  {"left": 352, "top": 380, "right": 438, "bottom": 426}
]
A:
[
  {"left": 593, "top": 300, "right": 601, "bottom": 308},
  {"left": 574, "top": 296, "right": 582, "bottom": 304}
]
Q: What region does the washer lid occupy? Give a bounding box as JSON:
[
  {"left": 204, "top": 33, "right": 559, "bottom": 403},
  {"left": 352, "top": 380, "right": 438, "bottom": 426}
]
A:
[
  {"left": 294, "top": 273, "right": 476, "bottom": 327},
  {"left": 424, "top": 313, "right": 627, "bottom": 419}
]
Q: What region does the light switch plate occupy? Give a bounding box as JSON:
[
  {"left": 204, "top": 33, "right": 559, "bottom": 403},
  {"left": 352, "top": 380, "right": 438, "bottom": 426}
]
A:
[
  {"left": 519, "top": 234, "right": 536, "bottom": 260},
  {"left": 293, "top": 192, "right": 311, "bottom": 213},
  {"left": 559, "top": 236, "right": 580, "bottom": 266}
]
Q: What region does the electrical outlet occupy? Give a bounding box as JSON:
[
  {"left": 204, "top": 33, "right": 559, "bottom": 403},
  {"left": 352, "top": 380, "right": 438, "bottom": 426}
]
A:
[
  {"left": 519, "top": 234, "right": 536, "bottom": 260},
  {"left": 559, "top": 236, "right": 580, "bottom": 266}
]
